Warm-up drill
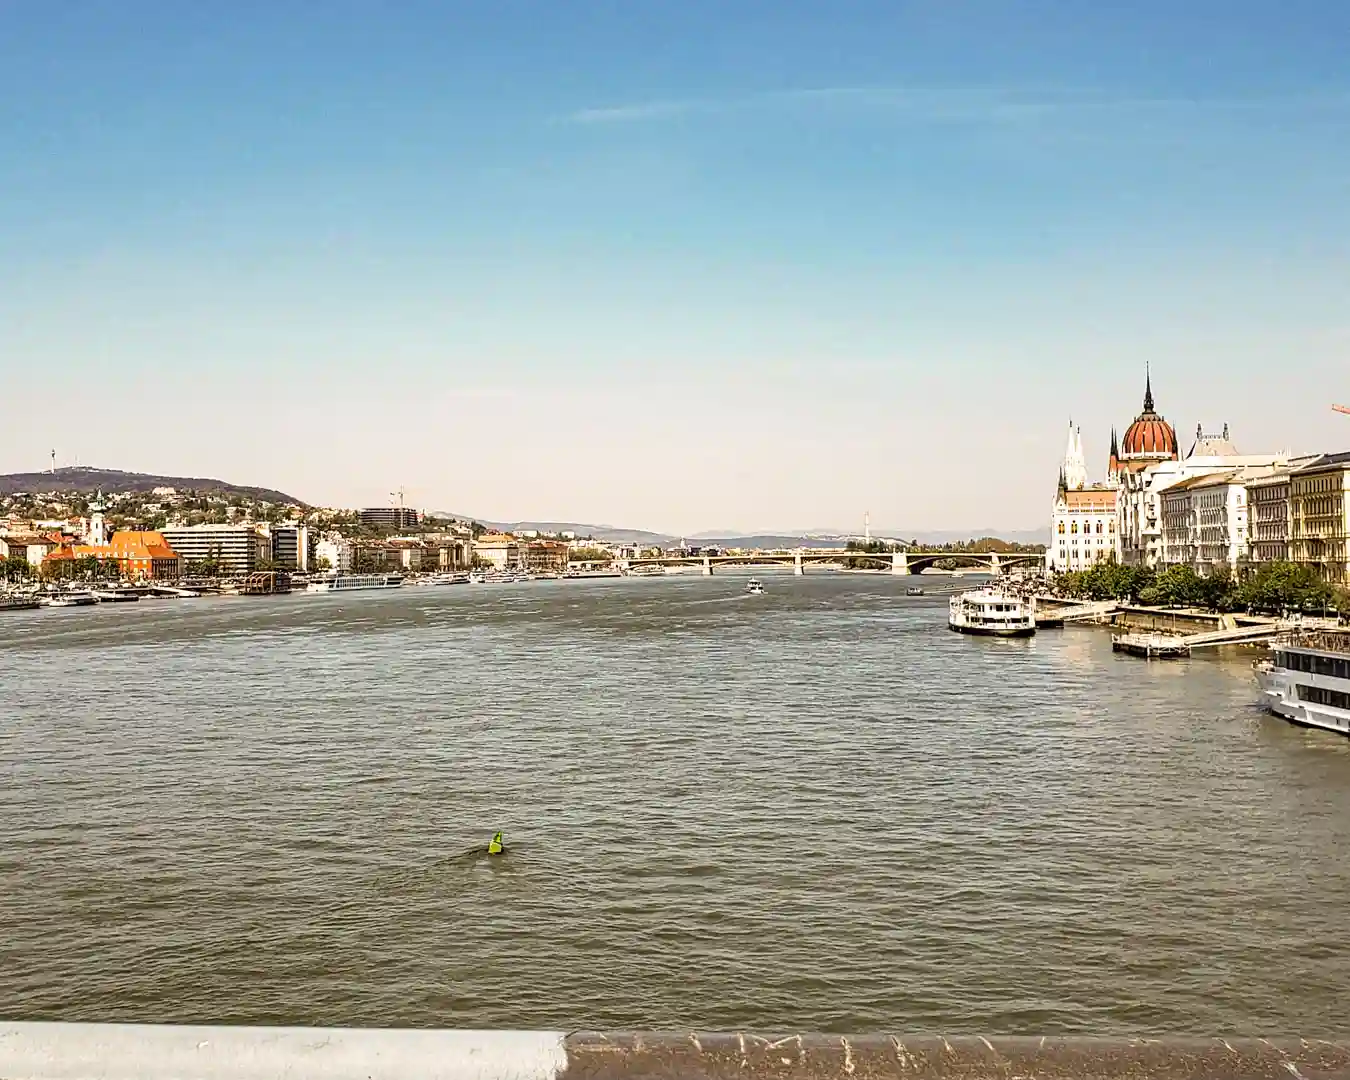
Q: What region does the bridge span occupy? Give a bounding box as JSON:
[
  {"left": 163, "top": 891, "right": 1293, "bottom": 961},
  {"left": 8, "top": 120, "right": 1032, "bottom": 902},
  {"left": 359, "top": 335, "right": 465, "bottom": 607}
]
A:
[
  {"left": 2, "top": 1023, "right": 1346, "bottom": 1080},
  {"left": 624, "top": 549, "right": 1048, "bottom": 576}
]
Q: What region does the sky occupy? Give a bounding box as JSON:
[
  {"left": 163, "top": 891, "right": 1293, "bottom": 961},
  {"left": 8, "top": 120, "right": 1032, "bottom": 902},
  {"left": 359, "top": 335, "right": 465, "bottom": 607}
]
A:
[{"left": 2, "top": 0, "right": 1348, "bottom": 534}]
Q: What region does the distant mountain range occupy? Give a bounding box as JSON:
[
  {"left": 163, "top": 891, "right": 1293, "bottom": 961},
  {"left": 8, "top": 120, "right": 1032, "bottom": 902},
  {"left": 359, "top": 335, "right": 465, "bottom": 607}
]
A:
[
  {"left": 437, "top": 515, "right": 1049, "bottom": 548},
  {"left": 0, "top": 467, "right": 304, "bottom": 506}
]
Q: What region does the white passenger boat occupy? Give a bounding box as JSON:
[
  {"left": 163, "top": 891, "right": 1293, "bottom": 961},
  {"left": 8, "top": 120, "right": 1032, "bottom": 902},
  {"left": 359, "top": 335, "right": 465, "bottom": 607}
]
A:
[
  {"left": 305, "top": 573, "right": 404, "bottom": 594},
  {"left": 42, "top": 590, "right": 98, "bottom": 608},
  {"left": 745, "top": 578, "right": 765, "bottom": 595},
  {"left": 0, "top": 595, "right": 41, "bottom": 612},
  {"left": 91, "top": 588, "right": 140, "bottom": 602},
  {"left": 1254, "top": 630, "right": 1350, "bottom": 737},
  {"left": 948, "top": 589, "right": 1036, "bottom": 637}
]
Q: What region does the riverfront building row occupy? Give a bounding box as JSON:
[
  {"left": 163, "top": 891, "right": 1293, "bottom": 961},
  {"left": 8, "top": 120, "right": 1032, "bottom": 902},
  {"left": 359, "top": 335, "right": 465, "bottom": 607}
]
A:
[{"left": 1051, "top": 376, "right": 1350, "bottom": 584}]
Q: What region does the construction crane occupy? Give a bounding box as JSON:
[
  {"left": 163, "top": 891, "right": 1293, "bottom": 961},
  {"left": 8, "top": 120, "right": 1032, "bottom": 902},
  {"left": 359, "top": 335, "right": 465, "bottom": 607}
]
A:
[{"left": 390, "top": 487, "right": 406, "bottom": 509}]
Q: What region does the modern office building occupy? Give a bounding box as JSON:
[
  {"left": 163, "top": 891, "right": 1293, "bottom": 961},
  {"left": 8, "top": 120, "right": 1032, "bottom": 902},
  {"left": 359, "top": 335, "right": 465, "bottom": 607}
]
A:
[
  {"left": 159, "top": 524, "right": 269, "bottom": 575},
  {"left": 359, "top": 507, "right": 420, "bottom": 529},
  {"left": 268, "top": 524, "right": 310, "bottom": 571}
]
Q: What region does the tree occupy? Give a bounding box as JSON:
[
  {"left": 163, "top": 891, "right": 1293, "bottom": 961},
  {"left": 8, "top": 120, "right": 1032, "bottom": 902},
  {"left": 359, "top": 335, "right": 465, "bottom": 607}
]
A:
[
  {"left": 314, "top": 556, "right": 332, "bottom": 572},
  {"left": 1140, "top": 564, "right": 1204, "bottom": 608},
  {"left": 1237, "top": 561, "right": 1332, "bottom": 614},
  {"left": 2, "top": 555, "right": 33, "bottom": 582},
  {"left": 567, "top": 547, "right": 613, "bottom": 564}
]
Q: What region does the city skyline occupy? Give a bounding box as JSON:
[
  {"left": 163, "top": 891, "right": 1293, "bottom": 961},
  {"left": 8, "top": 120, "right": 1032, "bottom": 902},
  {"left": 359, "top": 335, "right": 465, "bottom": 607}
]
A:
[{"left": 3, "top": 1, "right": 1348, "bottom": 533}]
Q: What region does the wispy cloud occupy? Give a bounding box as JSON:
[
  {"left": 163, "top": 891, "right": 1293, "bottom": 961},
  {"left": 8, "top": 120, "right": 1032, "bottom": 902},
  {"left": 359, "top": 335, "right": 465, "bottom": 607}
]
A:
[
  {"left": 565, "top": 99, "right": 704, "bottom": 125},
  {"left": 560, "top": 86, "right": 1350, "bottom": 127}
]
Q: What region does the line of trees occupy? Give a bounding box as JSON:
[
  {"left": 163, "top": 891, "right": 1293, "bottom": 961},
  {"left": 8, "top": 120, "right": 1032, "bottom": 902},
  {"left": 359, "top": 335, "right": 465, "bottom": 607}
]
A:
[
  {"left": 3, "top": 555, "right": 34, "bottom": 581},
  {"left": 567, "top": 546, "right": 613, "bottom": 563},
  {"left": 1052, "top": 559, "right": 1350, "bottom": 615},
  {"left": 39, "top": 556, "right": 124, "bottom": 582}
]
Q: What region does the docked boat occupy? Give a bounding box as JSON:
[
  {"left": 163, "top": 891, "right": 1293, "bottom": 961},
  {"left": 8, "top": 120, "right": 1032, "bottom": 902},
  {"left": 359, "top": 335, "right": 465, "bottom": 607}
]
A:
[
  {"left": 91, "top": 588, "right": 141, "bottom": 602},
  {"left": 948, "top": 589, "right": 1036, "bottom": 637},
  {"left": 0, "top": 595, "right": 41, "bottom": 612},
  {"left": 745, "top": 578, "right": 765, "bottom": 595},
  {"left": 1254, "top": 630, "right": 1350, "bottom": 737},
  {"left": 305, "top": 573, "right": 404, "bottom": 594},
  {"left": 42, "top": 590, "right": 98, "bottom": 608}
]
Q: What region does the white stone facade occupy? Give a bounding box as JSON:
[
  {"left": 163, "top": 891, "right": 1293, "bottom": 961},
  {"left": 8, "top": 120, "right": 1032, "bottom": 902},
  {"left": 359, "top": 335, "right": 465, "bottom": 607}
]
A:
[
  {"left": 315, "top": 537, "right": 353, "bottom": 572},
  {"left": 1050, "top": 488, "right": 1119, "bottom": 572}
]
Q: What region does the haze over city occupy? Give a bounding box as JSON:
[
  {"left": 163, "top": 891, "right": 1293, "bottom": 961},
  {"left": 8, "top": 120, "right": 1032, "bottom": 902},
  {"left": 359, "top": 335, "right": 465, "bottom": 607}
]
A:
[{"left": 3, "top": 1, "right": 1347, "bottom": 534}]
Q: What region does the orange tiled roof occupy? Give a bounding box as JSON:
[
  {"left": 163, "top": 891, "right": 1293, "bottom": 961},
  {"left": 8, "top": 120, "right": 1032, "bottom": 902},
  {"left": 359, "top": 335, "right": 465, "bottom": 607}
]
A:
[
  {"left": 1063, "top": 489, "right": 1117, "bottom": 509},
  {"left": 107, "top": 531, "right": 180, "bottom": 559}
]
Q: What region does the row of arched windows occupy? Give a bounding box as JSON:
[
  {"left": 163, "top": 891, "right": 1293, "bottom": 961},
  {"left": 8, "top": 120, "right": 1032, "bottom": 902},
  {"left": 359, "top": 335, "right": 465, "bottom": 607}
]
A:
[{"left": 1058, "top": 520, "right": 1115, "bottom": 535}]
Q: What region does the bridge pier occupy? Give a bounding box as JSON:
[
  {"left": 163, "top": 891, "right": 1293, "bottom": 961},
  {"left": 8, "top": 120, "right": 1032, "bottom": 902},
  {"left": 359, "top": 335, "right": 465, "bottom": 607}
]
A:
[
  {"left": 701, "top": 556, "right": 712, "bottom": 577},
  {"left": 891, "top": 551, "right": 909, "bottom": 575},
  {"left": 794, "top": 551, "right": 804, "bottom": 576},
  {"left": 989, "top": 552, "right": 1001, "bottom": 577}
]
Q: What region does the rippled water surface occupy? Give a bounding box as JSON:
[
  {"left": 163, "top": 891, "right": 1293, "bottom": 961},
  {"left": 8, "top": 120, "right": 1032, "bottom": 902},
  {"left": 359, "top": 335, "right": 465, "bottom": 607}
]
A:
[{"left": 3, "top": 573, "right": 1350, "bottom": 1032}]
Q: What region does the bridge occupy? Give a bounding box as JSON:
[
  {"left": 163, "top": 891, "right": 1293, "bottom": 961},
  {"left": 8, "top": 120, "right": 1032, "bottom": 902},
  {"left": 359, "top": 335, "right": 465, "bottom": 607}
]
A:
[
  {"left": 623, "top": 549, "right": 1048, "bottom": 576},
  {"left": 2, "top": 1023, "right": 1346, "bottom": 1080}
]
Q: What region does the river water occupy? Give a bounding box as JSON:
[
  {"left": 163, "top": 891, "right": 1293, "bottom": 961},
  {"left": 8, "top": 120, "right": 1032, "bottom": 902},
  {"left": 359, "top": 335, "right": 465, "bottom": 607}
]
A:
[{"left": 2, "top": 573, "right": 1349, "bottom": 1033}]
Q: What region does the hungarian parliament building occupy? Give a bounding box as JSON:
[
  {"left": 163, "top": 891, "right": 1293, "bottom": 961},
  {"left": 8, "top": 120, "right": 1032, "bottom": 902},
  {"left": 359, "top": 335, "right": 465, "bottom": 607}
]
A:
[{"left": 1050, "top": 374, "right": 1350, "bottom": 585}]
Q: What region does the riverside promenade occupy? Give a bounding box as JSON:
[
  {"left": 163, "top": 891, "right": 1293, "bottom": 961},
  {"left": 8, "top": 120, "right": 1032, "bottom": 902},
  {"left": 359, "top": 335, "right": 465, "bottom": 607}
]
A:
[{"left": 4, "top": 1025, "right": 1350, "bottom": 1080}]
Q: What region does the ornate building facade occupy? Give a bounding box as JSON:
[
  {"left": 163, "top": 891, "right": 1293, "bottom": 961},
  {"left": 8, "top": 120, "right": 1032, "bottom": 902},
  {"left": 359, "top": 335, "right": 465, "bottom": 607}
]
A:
[
  {"left": 1054, "top": 371, "right": 1295, "bottom": 574},
  {"left": 1049, "top": 421, "right": 1119, "bottom": 572}
]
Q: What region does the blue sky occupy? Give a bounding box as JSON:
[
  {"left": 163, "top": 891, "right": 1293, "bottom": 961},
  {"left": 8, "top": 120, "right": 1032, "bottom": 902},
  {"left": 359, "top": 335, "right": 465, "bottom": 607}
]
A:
[{"left": 2, "top": 1, "right": 1348, "bottom": 532}]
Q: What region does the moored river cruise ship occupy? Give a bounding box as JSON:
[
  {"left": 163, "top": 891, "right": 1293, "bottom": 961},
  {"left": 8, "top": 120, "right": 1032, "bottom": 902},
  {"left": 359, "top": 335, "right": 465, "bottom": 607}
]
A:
[
  {"left": 1254, "top": 630, "right": 1350, "bottom": 737},
  {"left": 305, "top": 573, "right": 405, "bottom": 594},
  {"left": 948, "top": 589, "right": 1036, "bottom": 637}
]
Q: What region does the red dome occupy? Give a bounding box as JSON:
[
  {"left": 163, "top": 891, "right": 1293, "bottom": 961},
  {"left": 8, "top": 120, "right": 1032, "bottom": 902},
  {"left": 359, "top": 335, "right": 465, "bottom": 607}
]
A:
[
  {"left": 1122, "top": 416, "right": 1177, "bottom": 457},
  {"left": 1120, "top": 373, "right": 1178, "bottom": 461}
]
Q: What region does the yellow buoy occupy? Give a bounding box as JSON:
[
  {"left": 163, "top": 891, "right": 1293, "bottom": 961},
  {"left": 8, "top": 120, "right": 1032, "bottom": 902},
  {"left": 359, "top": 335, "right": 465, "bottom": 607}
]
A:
[{"left": 487, "top": 831, "right": 504, "bottom": 855}]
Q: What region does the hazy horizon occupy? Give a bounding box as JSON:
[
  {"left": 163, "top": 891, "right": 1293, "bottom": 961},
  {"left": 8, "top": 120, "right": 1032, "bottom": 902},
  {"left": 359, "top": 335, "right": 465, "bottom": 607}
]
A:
[{"left": 4, "top": 2, "right": 1348, "bottom": 535}]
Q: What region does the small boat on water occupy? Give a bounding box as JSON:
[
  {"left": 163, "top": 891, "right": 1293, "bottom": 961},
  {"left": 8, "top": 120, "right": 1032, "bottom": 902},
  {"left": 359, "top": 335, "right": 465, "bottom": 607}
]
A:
[
  {"left": 42, "top": 590, "right": 98, "bottom": 608},
  {"left": 906, "top": 586, "right": 925, "bottom": 597},
  {"left": 948, "top": 589, "right": 1035, "bottom": 637},
  {"left": 91, "top": 588, "right": 141, "bottom": 602},
  {"left": 0, "top": 595, "right": 41, "bottom": 612},
  {"left": 745, "top": 578, "right": 765, "bottom": 595}
]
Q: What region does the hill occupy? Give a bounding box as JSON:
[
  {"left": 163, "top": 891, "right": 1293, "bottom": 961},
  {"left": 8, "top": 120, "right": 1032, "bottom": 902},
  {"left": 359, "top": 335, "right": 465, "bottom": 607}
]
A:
[
  {"left": 0, "top": 467, "right": 305, "bottom": 506},
  {"left": 434, "top": 516, "right": 677, "bottom": 546}
]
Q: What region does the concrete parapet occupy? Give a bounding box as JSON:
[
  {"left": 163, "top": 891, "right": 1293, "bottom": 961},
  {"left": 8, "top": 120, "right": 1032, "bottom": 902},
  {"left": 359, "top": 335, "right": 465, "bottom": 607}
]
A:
[{"left": 4, "top": 1026, "right": 1350, "bottom": 1080}]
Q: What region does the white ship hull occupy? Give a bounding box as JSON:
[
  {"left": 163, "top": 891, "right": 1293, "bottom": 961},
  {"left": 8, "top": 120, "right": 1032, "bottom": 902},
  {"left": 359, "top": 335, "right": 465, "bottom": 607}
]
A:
[
  {"left": 948, "top": 589, "right": 1036, "bottom": 637},
  {"left": 306, "top": 574, "right": 404, "bottom": 594},
  {"left": 1254, "top": 633, "right": 1350, "bottom": 737}
]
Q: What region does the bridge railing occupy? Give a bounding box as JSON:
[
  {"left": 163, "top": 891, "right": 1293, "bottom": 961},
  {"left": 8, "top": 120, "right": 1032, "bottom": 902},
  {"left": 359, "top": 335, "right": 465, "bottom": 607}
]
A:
[{"left": 3, "top": 1024, "right": 1349, "bottom": 1080}]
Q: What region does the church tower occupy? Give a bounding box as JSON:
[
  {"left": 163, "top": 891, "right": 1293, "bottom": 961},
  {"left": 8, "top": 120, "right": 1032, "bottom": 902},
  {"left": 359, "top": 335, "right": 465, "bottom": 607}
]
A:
[
  {"left": 1061, "top": 420, "right": 1088, "bottom": 492},
  {"left": 88, "top": 490, "right": 108, "bottom": 547}
]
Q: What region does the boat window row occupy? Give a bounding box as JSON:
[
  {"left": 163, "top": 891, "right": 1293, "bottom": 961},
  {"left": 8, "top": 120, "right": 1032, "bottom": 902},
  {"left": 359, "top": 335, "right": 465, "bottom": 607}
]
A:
[
  {"left": 1277, "top": 651, "right": 1350, "bottom": 681},
  {"left": 1296, "top": 684, "right": 1350, "bottom": 711}
]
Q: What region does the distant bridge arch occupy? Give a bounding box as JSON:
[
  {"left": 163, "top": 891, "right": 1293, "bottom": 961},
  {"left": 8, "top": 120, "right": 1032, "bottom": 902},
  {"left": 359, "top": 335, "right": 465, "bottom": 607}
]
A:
[{"left": 624, "top": 549, "right": 1048, "bottom": 576}]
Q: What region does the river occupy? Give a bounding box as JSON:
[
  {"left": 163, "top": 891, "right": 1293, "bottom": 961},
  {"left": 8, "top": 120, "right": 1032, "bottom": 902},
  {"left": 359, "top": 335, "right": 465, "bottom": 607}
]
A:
[{"left": 2, "top": 572, "right": 1348, "bottom": 1033}]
